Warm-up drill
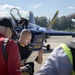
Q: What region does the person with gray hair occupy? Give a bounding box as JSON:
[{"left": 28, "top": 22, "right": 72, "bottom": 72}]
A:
[{"left": 0, "top": 17, "right": 21, "bottom": 75}]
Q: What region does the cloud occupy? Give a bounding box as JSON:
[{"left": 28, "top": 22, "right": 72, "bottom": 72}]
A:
[
  {"left": 0, "top": 11, "right": 9, "bottom": 17},
  {"left": 0, "top": 4, "right": 28, "bottom": 18},
  {"left": 0, "top": 4, "right": 19, "bottom": 17},
  {"left": 30, "top": 3, "right": 43, "bottom": 8},
  {"left": 68, "top": 6, "right": 75, "bottom": 9},
  {"left": 0, "top": 4, "right": 14, "bottom": 10},
  {"left": 20, "top": 10, "right": 29, "bottom": 18}
]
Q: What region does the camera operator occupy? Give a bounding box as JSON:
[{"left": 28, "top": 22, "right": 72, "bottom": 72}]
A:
[{"left": 17, "top": 29, "right": 44, "bottom": 75}]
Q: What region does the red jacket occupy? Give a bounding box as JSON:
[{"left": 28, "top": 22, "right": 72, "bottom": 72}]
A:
[{"left": 0, "top": 33, "right": 21, "bottom": 75}]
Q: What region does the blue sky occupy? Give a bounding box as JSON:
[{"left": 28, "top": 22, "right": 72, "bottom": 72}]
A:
[{"left": 0, "top": 0, "right": 75, "bottom": 19}]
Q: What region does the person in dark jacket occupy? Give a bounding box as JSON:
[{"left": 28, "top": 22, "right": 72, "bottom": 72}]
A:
[{"left": 18, "top": 29, "right": 44, "bottom": 75}]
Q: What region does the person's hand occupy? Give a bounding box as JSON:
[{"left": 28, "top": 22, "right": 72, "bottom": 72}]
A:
[
  {"left": 20, "top": 60, "right": 24, "bottom": 66},
  {"left": 38, "top": 49, "right": 44, "bottom": 56},
  {"left": 20, "top": 59, "right": 26, "bottom": 66},
  {"left": 36, "top": 49, "right": 44, "bottom": 64}
]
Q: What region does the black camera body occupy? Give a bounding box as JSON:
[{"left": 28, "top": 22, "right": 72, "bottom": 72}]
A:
[{"left": 20, "top": 64, "right": 32, "bottom": 75}]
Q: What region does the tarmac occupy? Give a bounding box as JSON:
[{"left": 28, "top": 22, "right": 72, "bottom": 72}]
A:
[{"left": 34, "top": 36, "right": 75, "bottom": 74}]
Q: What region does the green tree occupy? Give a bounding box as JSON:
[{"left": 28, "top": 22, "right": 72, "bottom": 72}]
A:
[
  {"left": 35, "top": 16, "right": 48, "bottom": 27},
  {"left": 53, "top": 16, "right": 74, "bottom": 30}
]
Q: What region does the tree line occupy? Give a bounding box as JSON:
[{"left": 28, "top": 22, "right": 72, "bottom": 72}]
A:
[{"left": 34, "top": 16, "right": 75, "bottom": 31}]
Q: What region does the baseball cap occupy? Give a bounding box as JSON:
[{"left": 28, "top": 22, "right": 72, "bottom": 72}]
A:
[{"left": 0, "top": 17, "right": 18, "bottom": 38}]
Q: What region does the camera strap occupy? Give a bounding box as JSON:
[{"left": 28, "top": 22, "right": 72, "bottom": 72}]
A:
[{"left": 2, "top": 38, "right": 9, "bottom": 63}]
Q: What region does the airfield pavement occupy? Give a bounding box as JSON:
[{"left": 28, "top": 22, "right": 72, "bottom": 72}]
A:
[{"left": 34, "top": 36, "right": 75, "bottom": 74}]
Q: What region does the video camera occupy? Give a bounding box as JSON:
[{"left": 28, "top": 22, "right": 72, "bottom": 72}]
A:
[{"left": 20, "top": 64, "right": 32, "bottom": 75}]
